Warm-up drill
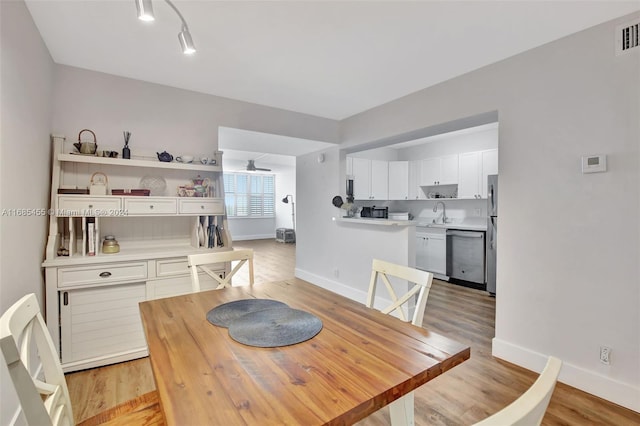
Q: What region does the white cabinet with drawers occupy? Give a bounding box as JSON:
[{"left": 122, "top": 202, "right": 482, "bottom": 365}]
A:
[{"left": 43, "top": 135, "right": 233, "bottom": 372}]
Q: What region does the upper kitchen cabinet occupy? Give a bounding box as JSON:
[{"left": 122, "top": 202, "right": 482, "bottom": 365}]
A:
[
  {"left": 352, "top": 158, "right": 389, "bottom": 200},
  {"left": 457, "top": 149, "right": 498, "bottom": 199},
  {"left": 388, "top": 161, "right": 409, "bottom": 200},
  {"left": 420, "top": 155, "right": 459, "bottom": 186},
  {"left": 408, "top": 160, "right": 426, "bottom": 200}
]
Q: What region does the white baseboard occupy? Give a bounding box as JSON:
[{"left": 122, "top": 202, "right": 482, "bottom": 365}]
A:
[
  {"left": 294, "top": 268, "right": 404, "bottom": 320},
  {"left": 492, "top": 338, "right": 640, "bottom": 413},
  {"left": 295, "top": 268, "right": 365, "bottom": 302},
  {"left": 231, "top": 234, "right": 275, "bottom": 241}
]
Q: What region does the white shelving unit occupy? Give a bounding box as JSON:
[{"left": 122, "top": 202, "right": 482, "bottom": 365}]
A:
[{"left": 43, "top": 135, "right": 233, "bottom": 372}]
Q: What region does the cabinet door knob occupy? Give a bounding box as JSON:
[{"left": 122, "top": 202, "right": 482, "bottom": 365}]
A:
[
  {"left": 150, "top": 205, "right": 154, "bottom": 209},
  {"left": 201, "top": 205, "right": 205, "bottom": 209},
  {"left": 88, "top": 204, "right": 93, "bottom": 208},
  {"left": 99, "top": 271, "right": 112, "bottom": 278}
]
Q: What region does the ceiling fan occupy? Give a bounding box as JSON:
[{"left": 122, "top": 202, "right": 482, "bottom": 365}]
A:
[{"left": 246, "top": 159, "right": 271, "bottom": 172}]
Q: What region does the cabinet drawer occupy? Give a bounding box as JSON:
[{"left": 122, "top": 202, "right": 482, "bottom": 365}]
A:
[
  {"left": 155, "top": 257, "right": 189, "bottom": 277},
  {"left": 147, "top": 272, "right": 225, "bottom": 300},
  {"left": 124, "top": 198, "right": 177, "bottom": 215},
  {"left": 179, "top": 198, "right": 224, "bottom": 215},
  {"left": 57, "top": 262, "right": 147, "bottom": 288},
  {"left": 58, "top": 196, "right": 121, "bottom": 216},
  {"left": 155, "top": 258, "right": 225, "bottom": 278}
]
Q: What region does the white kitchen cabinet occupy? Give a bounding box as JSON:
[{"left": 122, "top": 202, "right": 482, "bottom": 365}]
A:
[
  {"left": 388, "top": 161, "right": 409, "bottom": 200},
  {"left": 59, "top": 282, "right": 147, "bottom": 365},
  {"left": 351, "top": 157, "right": 371, "bottom": 200},
  {"left": 408, "top": 160, "right": 426, "bottom": 200},
  {"left": 416, "top": 228, "right": 446, "bottom": 276},
  {"left": 420, "top": 154, "right": 458, "bottom": 186},
  {"left": 457, "top": 152, "right": 482, "bottom": 199},
  {"left": 43, "top": 135, "right": 232, "bottom": 372},
  {"left": 457, "top": 149, "right": 498, "bottom": 199},
  {"left": 351, "top": 157, "right": 388, "bottom": 200},
  {"left": 370, "top": 160, "right": 389, "bottom": 200}
]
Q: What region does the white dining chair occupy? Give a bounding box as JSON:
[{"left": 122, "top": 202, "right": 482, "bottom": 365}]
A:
[
  {"left": 366, "top": 258, "right": 434, "bottom": 326},
  {"left": 365, "top": 258, "right": 434, "bottom": 425},
  {"left": 474, "top": 356, "right": 563, "bottom": 426},
  {"left": 0, "top": 293, "right": 163, "bottom": 426},
  {"left": 188, "top": 248, "right": 255, "bottom": 292}
]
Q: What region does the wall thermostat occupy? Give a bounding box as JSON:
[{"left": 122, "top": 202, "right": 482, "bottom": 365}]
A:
[{"left": 581, "top": 154, "right": 607, "bottom": 173}]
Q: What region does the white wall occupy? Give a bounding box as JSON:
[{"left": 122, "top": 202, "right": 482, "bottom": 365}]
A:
[
  {"left": 396, "top": 125, "right": 498, "bottom": 160},
  {"left": 0, "top": 2, "right": 55, "bottom": 424},
  {"left": 298, "top": 12, "right": 640, "bottom": 411},
  {"left": 52, "top": 65, "right": 339, "bottom": 155}
]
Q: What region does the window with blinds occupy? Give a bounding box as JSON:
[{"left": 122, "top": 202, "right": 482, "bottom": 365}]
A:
[{"left": 224, "top": 173, "right": 275, "bottom": 218}]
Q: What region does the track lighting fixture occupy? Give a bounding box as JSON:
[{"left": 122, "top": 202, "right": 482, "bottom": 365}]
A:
[
  {"left": 135, "top": 0, "right": 154, "bottom": 21},
  {"left": 136, "top": 0, "right": 196, "bottom": 55}
]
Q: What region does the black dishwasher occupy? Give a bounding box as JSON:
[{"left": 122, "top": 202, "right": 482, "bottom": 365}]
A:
[{"left": 446, "top": 230, "right": 486, "bottom": 287}]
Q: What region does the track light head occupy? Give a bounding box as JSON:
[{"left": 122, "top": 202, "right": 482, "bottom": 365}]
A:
[
  {"left": 136, "top": 0, "right": 155, "bottom": 21},
  {"left": 178, "top": 28, "right": 196, "bottom": 55},
  {"left": 137, "top": 0, "right": 196, "bottom": 54}
]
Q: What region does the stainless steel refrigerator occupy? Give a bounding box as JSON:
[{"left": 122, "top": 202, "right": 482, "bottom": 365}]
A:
[{"left": 486, "top": 174, "right": 498, "bottom": 295}]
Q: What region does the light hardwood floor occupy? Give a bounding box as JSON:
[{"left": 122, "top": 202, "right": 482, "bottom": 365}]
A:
[{"left": 66, "top": 239, "right": 639, "bottom": 425}]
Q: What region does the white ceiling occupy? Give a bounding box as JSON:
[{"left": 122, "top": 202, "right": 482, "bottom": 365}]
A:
[
  {"left": 218, "top": 126, "right": 334, "bottom": 165},
  {"left": 25, "top": 1, "right": 640, "bottom": 121}
]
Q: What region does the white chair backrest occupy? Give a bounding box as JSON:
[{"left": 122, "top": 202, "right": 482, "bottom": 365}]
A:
[
  {"left": 188, "top": 249, "right": 255, "bottom": 292},
  {"left": 0, "top": 293, "right": 74, "bottom": 426},
  {"left": 474, "top": 356, "right": 562, "bottom": 426},
  {"left": 366, "top": 258, "right": 433, "bottom": 326}
]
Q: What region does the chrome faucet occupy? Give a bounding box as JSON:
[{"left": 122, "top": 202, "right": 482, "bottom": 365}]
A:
[{"left": 433, "top": 201, "right": 447, "bottom": 224}]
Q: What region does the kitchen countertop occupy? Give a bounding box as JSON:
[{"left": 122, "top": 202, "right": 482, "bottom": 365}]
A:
[
  {"left": 333, "top": 216, "right": 487, "bottom": 231},
  {"left": 416, "top": 217, "right": 487, "bottom": 231},
  {"left": 333, "top": 217, "right": 417, "bottom": 227}
]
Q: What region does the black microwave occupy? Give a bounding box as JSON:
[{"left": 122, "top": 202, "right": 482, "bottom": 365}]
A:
[{"left": 361, "top": 206, "right": 388, "bottom": 219}]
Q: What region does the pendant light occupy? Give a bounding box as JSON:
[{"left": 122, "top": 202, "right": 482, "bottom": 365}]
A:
[{"left": 136, "top": 0, "right": 196, "bottom": 55}]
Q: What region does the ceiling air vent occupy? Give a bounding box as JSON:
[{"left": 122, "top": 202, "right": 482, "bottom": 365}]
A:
[{"left": 616, "top": 18, "right": 639, "bottom": 55}]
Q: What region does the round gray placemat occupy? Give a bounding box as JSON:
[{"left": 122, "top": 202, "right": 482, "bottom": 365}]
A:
[
  {"left": 228, "top": 307, "right": 323, "bottom": 348},
  {"left": 206, "top": 299, "right": 289, "bottom": 328}
]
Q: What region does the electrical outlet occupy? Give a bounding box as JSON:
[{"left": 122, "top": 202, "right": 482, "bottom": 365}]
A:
[
  {"left": 474, "top": 208, "right": 482, "bottom": 216},
  {"left": 333, "top": 268, "right": 339, "bottom": 278},
  {"left": 600, "top": 345, "right": 611, "bottom": 365}
]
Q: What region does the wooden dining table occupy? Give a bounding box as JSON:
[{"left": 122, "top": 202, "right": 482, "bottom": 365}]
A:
[{"left": 139, "top": 278, "right": 470, "bottom": 425}]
